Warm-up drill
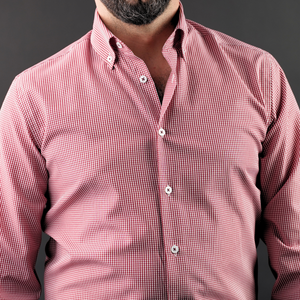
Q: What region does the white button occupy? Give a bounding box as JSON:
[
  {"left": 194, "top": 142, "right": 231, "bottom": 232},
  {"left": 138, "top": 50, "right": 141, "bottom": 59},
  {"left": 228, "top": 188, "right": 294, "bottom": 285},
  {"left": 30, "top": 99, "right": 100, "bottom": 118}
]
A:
[
  {"left": 140, "top": 75, "right": 148, "bottom": 83},
  {"left": 165, "top": 185, "right": 172, "bottom": 196},
  {"left": 171, "top": 245, "right": 179, "bottom": 254},
  {"left": 158, "top": 128, "right": 166, "bottom": 138},
  {"left": 107, "top": 55, "right": 113, "bottom": 63},
  {"left": 116, "top": 42, "right": 122, "bottom": 48}
]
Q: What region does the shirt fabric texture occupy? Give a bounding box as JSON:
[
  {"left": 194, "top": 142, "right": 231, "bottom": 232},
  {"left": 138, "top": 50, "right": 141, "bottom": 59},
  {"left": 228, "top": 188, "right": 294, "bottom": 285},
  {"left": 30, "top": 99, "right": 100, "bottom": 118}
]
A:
[{"left": 1, "top": 3, "right": 300, "bottom": 299}]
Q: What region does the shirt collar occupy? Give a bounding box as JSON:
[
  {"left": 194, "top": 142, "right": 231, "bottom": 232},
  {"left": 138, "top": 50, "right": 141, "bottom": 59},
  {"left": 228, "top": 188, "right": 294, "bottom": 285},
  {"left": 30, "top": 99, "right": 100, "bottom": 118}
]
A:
[{"left": 91, "top": 1, "right": 189, "bottom": 69}]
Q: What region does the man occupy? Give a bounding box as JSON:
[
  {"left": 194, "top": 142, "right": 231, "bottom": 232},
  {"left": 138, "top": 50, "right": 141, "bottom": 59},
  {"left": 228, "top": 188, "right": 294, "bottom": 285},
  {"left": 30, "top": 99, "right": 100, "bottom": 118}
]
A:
[{"left": 1, "top": 0, "right": 300, "bottom": 299}]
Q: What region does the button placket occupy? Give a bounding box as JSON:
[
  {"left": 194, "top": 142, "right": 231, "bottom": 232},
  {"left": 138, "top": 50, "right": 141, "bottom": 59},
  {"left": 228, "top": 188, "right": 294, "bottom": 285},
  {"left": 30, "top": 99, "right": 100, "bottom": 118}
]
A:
[{"left": 156, "top": 80, "right": 179, "bottom": 261}]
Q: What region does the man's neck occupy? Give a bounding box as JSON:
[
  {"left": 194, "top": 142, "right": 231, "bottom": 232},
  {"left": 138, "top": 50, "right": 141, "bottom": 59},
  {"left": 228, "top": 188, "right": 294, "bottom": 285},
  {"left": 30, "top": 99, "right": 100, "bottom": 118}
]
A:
[{"left": 95, "top": 0, "right": 180, "bottom": 58}]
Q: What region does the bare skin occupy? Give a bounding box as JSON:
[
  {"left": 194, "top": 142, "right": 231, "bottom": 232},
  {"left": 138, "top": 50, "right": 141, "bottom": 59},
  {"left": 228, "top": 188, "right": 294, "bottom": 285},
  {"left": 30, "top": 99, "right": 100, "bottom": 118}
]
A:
[{"left": 94, "top": 0, "right": 180, "bottom": 102}]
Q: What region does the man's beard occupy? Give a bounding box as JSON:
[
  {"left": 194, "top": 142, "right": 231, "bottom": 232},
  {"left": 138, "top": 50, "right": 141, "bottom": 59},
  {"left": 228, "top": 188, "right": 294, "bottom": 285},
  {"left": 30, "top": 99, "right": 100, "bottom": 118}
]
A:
[{"left": 100, "top": 0, "right": 171, "bottom": 25}]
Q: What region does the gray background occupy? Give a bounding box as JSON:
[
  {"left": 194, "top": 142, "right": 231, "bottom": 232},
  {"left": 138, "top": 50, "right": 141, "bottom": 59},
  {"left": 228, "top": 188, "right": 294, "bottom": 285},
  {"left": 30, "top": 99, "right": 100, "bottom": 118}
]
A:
[{"left": 2, "top": 0, "right": 300, "bottom": 299}]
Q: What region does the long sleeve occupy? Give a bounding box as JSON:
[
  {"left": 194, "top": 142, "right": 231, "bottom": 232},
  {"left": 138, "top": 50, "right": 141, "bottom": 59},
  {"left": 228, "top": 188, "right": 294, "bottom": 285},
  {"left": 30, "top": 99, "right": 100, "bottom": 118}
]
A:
[
  {"left": 0, "top": 77, "right": 48, "bottom": 299},
  {"left": 260, "top": 55, "right": 300, "bottom": 299}
]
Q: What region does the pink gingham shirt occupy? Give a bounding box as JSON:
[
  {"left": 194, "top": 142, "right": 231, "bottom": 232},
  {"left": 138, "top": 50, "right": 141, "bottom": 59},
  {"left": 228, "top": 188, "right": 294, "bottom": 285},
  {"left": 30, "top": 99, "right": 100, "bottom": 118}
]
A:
[{"left": 1, "top": 3, "right": 300, "bottom": 299}]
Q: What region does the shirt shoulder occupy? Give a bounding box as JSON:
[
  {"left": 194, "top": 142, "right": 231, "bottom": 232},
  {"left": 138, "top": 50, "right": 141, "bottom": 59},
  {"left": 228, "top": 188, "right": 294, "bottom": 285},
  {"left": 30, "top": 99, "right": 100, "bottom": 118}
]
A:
[
  {"left": 5, "top": 31, "right": 94, "bottom": 149},
  {"left": 14, "top": 31, "right": 93, "bottom": 88},
  {"left": 186, "top": 19, "right": 283, "bottom": 89},
  {"left": 186, "top": 19, "right": 268, "bottom": 56},
  {"left": 185, "top": 19, "right": 283, "bottom": 126},
  {"left": 184, "top": 18, "right": 282, "bottom": 77}
]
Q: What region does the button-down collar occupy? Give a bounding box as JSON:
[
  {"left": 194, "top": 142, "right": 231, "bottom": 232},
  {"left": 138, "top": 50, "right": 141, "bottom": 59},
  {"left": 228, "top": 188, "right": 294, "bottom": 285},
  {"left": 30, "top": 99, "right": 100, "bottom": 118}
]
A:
[{"left": 91, "top": 1, "right": 190, "bottom": 68}]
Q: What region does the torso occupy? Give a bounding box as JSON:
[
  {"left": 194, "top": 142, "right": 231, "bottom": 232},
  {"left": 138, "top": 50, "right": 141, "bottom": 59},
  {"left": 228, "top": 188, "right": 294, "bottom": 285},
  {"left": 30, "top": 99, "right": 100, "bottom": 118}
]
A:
[
  {"left": 152, "top": 71, "right": 171, "bottom": 103},
  {"left": 143, "top": 54, "right": 171, "bottom": 104}
]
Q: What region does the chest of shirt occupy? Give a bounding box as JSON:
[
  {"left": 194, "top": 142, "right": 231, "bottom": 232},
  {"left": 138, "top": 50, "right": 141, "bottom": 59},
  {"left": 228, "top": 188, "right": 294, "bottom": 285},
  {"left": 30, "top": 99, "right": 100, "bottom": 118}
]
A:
[{"left": 40, "top": 54, "right": 267, "bottom": 206}]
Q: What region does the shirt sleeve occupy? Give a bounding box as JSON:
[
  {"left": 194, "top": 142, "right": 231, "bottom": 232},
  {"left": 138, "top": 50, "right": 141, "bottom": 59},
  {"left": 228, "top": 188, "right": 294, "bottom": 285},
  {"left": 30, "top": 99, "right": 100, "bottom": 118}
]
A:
[
  {"left": 0, "top": 77, "right": 48, "bottom": 299},
  {"left": 259, "top": 54, "right": 300, "bottom": 299}
]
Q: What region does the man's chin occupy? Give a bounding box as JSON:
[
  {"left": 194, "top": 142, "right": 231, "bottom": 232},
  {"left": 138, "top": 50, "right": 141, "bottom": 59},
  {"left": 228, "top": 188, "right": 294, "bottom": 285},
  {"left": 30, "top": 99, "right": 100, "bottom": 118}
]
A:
[{"left": 100, "top": 0, "right": 171, "bottom": 26}]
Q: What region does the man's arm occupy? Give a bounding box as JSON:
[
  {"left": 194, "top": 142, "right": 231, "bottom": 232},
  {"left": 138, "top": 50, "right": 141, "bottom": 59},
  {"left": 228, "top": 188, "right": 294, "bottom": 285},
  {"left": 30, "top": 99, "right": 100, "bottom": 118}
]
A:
[
  {"left": 260, "top": 54, "right": 300, "bottom": 299},
  {"left": 0, "top": 77, "right": 48, "bottom": 299}
]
